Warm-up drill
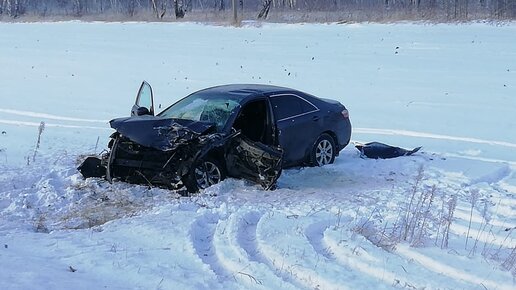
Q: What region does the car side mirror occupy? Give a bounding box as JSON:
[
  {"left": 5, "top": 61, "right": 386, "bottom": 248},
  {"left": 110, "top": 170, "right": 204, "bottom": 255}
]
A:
[{"left": 136, "top": 107, "right": 151, "bottom": 116}]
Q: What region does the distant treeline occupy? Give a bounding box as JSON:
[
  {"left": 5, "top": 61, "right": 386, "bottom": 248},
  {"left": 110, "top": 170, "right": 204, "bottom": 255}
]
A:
[{"left": 0, "top": 0, "right": 515, "bottom": 21}]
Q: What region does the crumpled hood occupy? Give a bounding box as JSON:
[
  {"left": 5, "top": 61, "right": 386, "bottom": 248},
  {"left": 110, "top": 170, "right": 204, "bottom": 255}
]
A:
[{"left": 110, "top": 115, "right": 216, "bottom": 151}]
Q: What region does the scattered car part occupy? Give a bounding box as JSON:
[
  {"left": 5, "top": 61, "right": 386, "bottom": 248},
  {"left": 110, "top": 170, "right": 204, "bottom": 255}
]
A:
[
  {"left": 355, "top": 142, "right": 421, "bottom": 159},
  {"left": 77, "top": 156, "right": 106, "bottom": 178}
]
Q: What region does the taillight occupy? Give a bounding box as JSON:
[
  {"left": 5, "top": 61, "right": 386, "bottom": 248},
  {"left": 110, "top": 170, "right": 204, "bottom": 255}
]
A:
[{"left": 341, "top": 109, "right": 349, "bottom": 118}]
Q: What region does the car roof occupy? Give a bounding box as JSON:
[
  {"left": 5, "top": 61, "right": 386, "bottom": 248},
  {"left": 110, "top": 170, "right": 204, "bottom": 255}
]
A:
[{"left": 193, "top": 84, "right": 297, "bottom": 99}]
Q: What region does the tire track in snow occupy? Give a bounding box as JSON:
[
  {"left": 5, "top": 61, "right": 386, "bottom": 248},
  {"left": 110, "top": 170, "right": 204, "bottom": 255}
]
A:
[
  {"left": 323, "top": 228, "right": 431, "bottom": 289},
  {"left": 236, "top": 211, "right": 300, "bottom": 289},
  {"left": 323, "top": 227, "right": 488, "bottom": 289},
  {"left": 447, "top": 206, "right": 515, "bottom": 248},
  {"left": 0, "top": 119, "right": 109, "bottom": 130},
  {"left": 396, "top": 244, "right": 514, "bottom": 290},
  {"left": 448, "top": 222, "right": 513, "bottom": 248},
  {"left": 0, "top": 108, "right": 107, "bottom": 123},
  {"left": 211, "top": 210, "right": 298, "bottom": 289},
  {"left": 355, "top": 127, "right": 516, "bottom": 149},
  {"left": 255, "top": 213, "right": 369, "bottom": 290},
  {"left": 306, "top": 220, "right": 427, "bottom": 289},
  {"left": 442, "top": 153, "right": 516, "bottom": 167},
  {"left": 190, "top": 211, "right": 230, "bottom": 282},
  {"left": 305, "top": 220, "right": 335, "bottom": 260},
  {"left": 469, "top": 163, "right": 512, "bottom": 185}
]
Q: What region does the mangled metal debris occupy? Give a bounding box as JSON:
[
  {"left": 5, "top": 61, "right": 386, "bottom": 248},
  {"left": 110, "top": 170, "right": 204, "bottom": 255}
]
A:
[
  {"left": 226, "top": 136, "right": 283, "bottom": 190},
  {"left": 79, "top": 117, "right": 283, "bottom": 193}
]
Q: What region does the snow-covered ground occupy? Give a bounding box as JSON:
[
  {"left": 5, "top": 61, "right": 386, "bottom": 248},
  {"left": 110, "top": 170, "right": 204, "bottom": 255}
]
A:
[{"left": 0, "top": 22, "right": 515, "bottom": 289}]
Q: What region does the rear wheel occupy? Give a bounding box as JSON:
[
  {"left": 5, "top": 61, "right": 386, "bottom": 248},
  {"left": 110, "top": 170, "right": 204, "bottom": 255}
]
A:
[
  {"left": 184, "top": 157, "right": 226, "bottom": 193},
  {"left": 310, "top": 133, "right": 336, "bottom": 166}
]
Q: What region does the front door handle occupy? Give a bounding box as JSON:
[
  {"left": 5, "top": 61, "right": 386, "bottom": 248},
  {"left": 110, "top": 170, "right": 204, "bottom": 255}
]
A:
[{"left": 312, "top": 116, "right": 320, "bottom": 121}]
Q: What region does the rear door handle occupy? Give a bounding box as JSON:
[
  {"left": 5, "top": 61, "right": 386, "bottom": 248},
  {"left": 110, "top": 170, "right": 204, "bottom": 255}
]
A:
[{"left": 312, "top": 116, "right": 320, "bottom": 121}]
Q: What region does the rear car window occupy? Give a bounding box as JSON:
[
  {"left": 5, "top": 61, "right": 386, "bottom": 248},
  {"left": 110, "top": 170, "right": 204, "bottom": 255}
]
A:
[{"left": 270, "top": 94, "right": 317, "bottom": 121}]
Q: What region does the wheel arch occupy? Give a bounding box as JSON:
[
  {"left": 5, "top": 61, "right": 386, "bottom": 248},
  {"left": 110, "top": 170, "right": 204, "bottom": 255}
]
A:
[
  {"left": 202, "top": 147, "right": 228, "bottom": 172},
  {"left": 305, "top": 130, "right": 339, "bottom": 163},
  {"left": 321, "top": 130, "right": 339, "bottom": 156},
  {"left": 183, "top": 148, "right": 227, "bottom": 193}
]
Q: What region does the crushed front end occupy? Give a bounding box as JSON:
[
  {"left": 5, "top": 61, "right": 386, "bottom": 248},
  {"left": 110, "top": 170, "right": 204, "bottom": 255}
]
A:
[
  {"left": 78, "top": 115, "right": 283, "bottom": 193},
  {"left": 103, "top": 117, "right": 229, "bottom": 190}
]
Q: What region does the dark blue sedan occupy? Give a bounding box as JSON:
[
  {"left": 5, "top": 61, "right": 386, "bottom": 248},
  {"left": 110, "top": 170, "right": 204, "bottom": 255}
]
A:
[{"left": 97, "top": 82, "right": 351, "bottom": 193}]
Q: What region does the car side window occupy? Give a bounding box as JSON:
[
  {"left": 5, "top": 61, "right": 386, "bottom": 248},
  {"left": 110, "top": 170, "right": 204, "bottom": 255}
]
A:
[
  {"left": 136, "top": 82, "right": 153, "bottom": 111},
  {"left": 270, "top": 94, "right": 317, "bottom": 121},
  {"left": 300, "top": 96, "right": 317, "bottom": 112}
]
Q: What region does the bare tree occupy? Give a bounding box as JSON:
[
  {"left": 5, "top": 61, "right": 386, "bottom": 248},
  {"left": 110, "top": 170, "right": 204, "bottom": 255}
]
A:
[
  {"left": 257, "top": 0, "right": 271, "bottom": 18},
  {"left": 151, "top": 0, "right": 181, "bottom": 19},
  {"left": 73, "top": 0, "right": 85, "bottom": 16},
  {"left": 0, "top": 0, "right": 514, "bottom": 20},
  {"left": 174, "top": 0, "right": 185, "bottom": 18},
  {"left": 1, "top": 0, "right": 21, "bottom": 18},
  {"left": 214, "top": 0, "right": 224, "bottom": 10}
]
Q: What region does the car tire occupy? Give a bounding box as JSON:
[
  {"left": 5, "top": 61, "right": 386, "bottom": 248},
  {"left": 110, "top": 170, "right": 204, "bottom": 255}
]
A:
[
  {"left": 184, "top": 157, "right": 226, "bottom": 193},
  {"left": 310, "top": 133, "right": 336, "bottom": 166}
]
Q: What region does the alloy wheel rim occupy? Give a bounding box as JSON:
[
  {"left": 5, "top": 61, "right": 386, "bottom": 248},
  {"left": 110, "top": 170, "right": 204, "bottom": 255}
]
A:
[
  {"left": 195, "top": 161, "right": 222, "bottom": 189},
  {"left": 315, "top": 139, "right": 333, "bottom": 166}
]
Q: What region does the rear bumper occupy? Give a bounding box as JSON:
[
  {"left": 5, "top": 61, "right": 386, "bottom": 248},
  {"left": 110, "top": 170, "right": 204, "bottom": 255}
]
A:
[{"left": 336, "top": 118, "right": 352, "bottom": 152}]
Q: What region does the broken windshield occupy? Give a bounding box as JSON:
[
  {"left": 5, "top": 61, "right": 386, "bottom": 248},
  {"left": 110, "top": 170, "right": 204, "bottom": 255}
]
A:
[{"left": 159, "top": 93, "right": 240, "bottom": 131}]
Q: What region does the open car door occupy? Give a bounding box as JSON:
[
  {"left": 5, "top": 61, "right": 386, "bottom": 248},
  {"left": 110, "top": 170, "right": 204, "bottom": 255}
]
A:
[
  {"left": 225, "top": 134, "right": 283, "bottom": 190},
  {"left": 131, "top": 81, "right": 155, "bottom": 116}
]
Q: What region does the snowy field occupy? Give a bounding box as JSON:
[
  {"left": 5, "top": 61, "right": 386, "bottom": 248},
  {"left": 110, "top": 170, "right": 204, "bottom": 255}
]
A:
[{"left": 0, "top": 22, "right": 515, "bottom": 289}]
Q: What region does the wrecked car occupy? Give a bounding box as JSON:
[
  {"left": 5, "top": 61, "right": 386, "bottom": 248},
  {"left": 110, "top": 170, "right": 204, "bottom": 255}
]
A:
[{"left": 79, "top": 81, "right": 352, "bottom": 193}]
